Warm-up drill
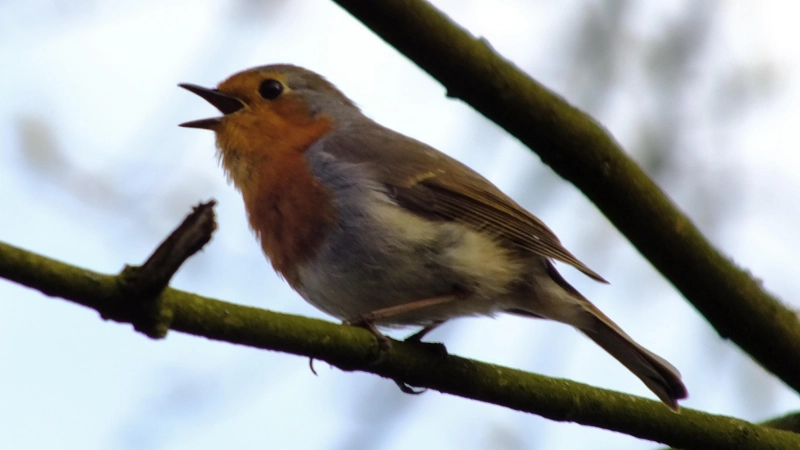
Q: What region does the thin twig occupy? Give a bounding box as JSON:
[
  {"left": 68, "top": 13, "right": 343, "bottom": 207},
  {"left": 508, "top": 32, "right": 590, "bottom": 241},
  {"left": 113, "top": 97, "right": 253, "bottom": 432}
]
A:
[{"left": 115, "top": 200, "right": 218, "bottom": 338}]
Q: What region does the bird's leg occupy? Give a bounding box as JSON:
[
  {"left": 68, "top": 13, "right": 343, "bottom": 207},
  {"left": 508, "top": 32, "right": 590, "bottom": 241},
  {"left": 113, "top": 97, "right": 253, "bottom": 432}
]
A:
[
  {"left": 394, "top": 320, "right": 447, "bottom": 395},
  {"left": 362, "top": 296, "right": 454, "bottom": 356},
  {"left": 346, "top": 295, "right": 456, "bottom": 365},
  {"left": 344, "top": 317, "right": 393, "bottom": 364},
  {"left": 405, "top": 321, "right": 444, "bottom": 343},
  {"left": 357, "top": 295, "right": 458, "bottom": 323}
]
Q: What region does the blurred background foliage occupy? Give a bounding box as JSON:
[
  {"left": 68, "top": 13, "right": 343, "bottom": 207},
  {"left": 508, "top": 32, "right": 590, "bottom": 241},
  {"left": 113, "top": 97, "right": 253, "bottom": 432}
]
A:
[{"left": 2, "top": 0, "right": 798, "bottom": 449}]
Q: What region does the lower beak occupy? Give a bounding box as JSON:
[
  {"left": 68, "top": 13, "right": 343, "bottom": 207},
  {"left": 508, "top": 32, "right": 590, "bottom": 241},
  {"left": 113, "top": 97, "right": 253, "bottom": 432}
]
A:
[{"left": 178, "top": 83, "right": 244, "bottom": 130}]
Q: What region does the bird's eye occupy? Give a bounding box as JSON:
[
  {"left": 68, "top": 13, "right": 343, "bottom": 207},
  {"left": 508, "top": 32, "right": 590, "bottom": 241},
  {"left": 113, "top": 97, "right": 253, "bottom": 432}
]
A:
[{"left": 258, "top": 79, "right": 284, "bottom": 100}]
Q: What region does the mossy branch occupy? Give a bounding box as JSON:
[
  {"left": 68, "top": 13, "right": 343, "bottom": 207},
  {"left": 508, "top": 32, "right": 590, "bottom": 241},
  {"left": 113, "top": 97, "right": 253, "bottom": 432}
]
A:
[
  {"left": 331, "top": 0, "right": 800, "bottom": 394},
  {"left": 0, "top": 206, "right": 799, "bottom": 449}
]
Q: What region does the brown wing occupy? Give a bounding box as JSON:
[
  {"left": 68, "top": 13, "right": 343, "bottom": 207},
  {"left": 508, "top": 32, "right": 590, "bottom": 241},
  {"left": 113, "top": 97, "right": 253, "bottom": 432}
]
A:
[{"left": 322, "top": 120, "right": 607, "bottom": 283}]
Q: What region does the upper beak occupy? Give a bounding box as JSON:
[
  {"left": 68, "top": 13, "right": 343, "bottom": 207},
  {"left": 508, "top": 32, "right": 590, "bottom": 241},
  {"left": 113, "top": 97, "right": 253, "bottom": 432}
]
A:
[{"left": 178, "top": 83, "right": 245, "bottom": 130}]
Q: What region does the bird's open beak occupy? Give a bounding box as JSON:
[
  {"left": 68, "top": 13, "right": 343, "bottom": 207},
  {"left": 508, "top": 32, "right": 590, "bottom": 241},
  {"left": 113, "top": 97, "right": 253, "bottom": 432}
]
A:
[{"left": 178, "top": 83, "right": 245, "bottom": 130}]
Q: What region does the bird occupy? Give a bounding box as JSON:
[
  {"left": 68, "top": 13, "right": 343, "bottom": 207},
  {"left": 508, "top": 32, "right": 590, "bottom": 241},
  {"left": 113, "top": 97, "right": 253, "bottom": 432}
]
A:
[{"left": 178, "top": 64, "right": 688, "bottom": 410}]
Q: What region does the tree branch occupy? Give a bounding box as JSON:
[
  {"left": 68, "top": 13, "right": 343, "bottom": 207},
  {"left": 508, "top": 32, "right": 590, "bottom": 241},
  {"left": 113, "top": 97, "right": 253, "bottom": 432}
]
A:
[
  {"left": 660, "top": 412, "right": 800, "bottom": 449},
  {"left": 762, "top": 412, "right": 800, "bottom": 434},
  {"left": 330, "top": 0, "right": 800, "bottom": 394},
  {"left": 1, "top": 231, "right": 799, "bottom": 448},
  {"left": 120, "top": 200, "right": 217, "bottom": 299},
  {"left": 115, "top": 200, "right": 217, "bottom": 338}
]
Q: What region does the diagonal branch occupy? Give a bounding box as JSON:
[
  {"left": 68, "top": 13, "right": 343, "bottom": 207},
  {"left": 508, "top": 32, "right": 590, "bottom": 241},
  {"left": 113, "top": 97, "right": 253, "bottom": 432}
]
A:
[
  {"left": 331, "top": 0, "right": 800, "bottom": 394},
  {"left": 1, "top": 234, "right": 799, "bottom": 449}
]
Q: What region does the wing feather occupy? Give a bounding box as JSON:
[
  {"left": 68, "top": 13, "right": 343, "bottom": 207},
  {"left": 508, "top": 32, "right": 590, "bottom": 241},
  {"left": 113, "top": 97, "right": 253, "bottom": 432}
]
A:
[{"left": 319, "top": 120, "right": 607, "bottom": 283}]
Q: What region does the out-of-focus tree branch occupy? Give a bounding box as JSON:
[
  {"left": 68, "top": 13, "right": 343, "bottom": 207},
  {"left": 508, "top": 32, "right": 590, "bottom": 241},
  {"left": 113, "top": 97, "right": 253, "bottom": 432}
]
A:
[
  {"left": 2, "top": 237, "right": 800, "bottom": 450},
  {"left": 762, "top": 412, "right": 800, "bottom": 434},
  {"left": 331, "top": 0, "right": 800, "bottom": 394}
]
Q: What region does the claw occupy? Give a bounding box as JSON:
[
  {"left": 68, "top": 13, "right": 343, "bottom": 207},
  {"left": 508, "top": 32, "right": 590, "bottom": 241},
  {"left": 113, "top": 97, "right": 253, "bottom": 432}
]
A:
[
  {"left": 309, "top": 357, "right": 318, "bottom": 376},
  {"left": 395, "top": 380, "right": 427, "bottom": 395}
]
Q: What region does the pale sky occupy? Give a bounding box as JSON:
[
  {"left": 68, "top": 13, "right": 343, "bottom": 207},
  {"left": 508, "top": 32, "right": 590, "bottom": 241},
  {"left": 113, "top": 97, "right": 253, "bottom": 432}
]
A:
[{"left": 2, "top": 1, "right": 800, "bottom": 449}]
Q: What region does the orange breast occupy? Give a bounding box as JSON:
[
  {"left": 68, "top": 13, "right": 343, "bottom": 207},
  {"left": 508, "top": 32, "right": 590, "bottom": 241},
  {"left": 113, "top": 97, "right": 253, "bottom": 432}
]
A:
[
  {"left": 214, "top": 94, "right": 337, "bottom": 285},
  {"left": 244, "top": 151, "right": 336, "bottom": 285}
]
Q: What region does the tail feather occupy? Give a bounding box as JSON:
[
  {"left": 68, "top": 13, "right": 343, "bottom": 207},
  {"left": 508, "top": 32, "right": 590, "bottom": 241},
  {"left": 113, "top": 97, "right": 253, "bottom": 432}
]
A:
[
  {"left": 580, "top": 306, "right": 688, "bottom": 410},
  {"left": 540, "top": 261, "right": 688, "bottom": 410}
]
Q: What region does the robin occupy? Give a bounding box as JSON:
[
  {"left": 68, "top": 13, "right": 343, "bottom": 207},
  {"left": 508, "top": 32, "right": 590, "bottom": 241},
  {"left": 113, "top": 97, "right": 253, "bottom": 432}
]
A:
[{"left": 179, "top": 64, "right": 687, "bottom": 410}]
